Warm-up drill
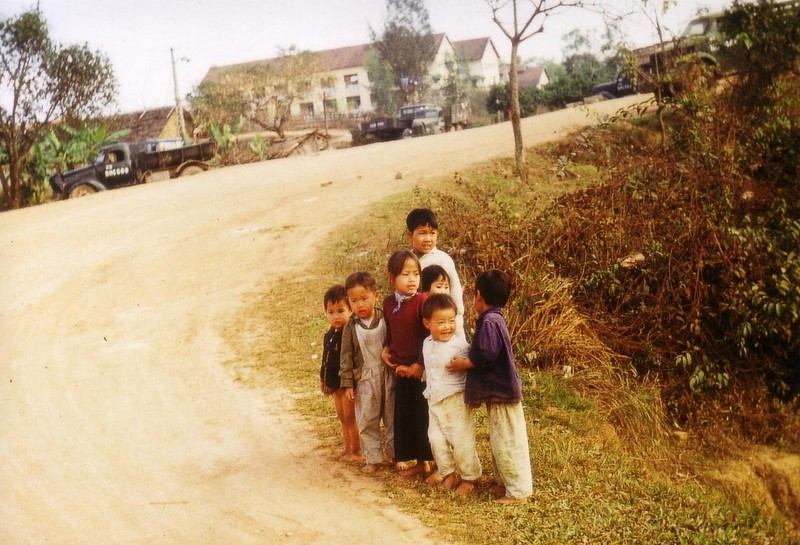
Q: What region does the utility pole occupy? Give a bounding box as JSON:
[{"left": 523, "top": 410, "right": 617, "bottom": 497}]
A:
[{"left": 171, "top": 47, "right": 189, "bottom": 144}]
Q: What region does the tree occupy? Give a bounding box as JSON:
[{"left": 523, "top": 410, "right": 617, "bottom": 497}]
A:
[
  {"left": 190, "top": 47, "right": 320, "bottom": 139},
  {"left": 363, "top": 48, "right": 399, "bottom": 116},
  {"left": 486, "top": 0, "right": 589, "bottom": 176},
  {"left": 0, "top": 9, "right": 116, "bottom": 208},
  {"left": 369, "top": 0, "right": 437, "bottom": 106}
]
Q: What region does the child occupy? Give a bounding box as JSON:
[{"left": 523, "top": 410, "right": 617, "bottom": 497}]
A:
[
  {"left": 421, "top": 293, "right": 482, "bottom": 495},
  {"left": 381, "top": 250, "right": 433, "bottom": 478},
  {"left": 421, "top": 264, "right": 451, "bottom": 296},
  {"left": 320, "top": 285, "right": 361, "bottom": 462},
  {"left": 339, "top": 272, "right": 395, "bottom": 473},
  {"left": 448, "top": 269, "right": 534, "bottom": 504},
  {"left": 406, "top": 208, "right": 465, "bottom": 337}
]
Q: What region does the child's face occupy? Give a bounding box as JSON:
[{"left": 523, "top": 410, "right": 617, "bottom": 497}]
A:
[
  {"left": 408, "top": 224, "right": 438, "bottom": 255},
  {"left": 423, "top": 307, "right": 457, "bottom": 342},
  {"left": 427, "top": 275, "right": 450, "bottom": 295},
  {"left": 326, "top": 298, "right": 351, "bottom": 329},
  {"left": 392, "top": 258, "right": 420, "bottom": 296},
  {"left": 346, "top": 285, "right": 379, "bottom": 321}
]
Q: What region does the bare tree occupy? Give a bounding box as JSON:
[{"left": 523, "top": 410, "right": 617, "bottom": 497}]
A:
[{"left": 486, "top": 0, "right": 589, "bottom": 176}]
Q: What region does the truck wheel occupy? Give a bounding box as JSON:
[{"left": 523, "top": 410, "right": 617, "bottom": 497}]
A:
[
  {"left": 180, "top": 165, "right": 204, "bottom": 176},
  {"left": 402, "top": 128, "right": 413, "bottom": 139},
  {"left": 69, "top": 184, "right": 97, "bottom": 198}
]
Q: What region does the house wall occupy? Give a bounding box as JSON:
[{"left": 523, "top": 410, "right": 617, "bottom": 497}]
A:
[{"left": 295, "top": 66, "right": 373, "bottom": 117}]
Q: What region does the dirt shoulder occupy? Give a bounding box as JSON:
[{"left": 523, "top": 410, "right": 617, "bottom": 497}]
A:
[{"left": 0, "top": 96, "right": 645, "bottom": 544}]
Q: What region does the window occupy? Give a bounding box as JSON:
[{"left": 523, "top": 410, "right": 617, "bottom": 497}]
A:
[
  {"left": 346, "top": 96, "right": 361, "bottom": 111},
  {"left": 324, "top": 98, "right": 338, "bottom": 113},
  {"left": 344, "top": 73, "right": 359, "bottom": 86}
]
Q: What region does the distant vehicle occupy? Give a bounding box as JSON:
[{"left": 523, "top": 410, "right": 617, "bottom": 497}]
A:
[
  {"left": 49, "top": 140, "right": 216, "bottom": 199},
  {"left": 592, "top": 1, "right": 799, "bottom": 98},
  {"left": 590, "top": 72, "right": 635, "bottom": 100},
  {"left": 360, "top": 101, "right": 470, "bottom": 141}
]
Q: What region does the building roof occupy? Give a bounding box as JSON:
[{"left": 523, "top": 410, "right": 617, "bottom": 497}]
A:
[
  {"left": 105, "top": 106, "right": 187, "bottom": 142},
  {"left": 453, "top": 37, "right": 497, "bottom": 62},
  {"left": 202, "top": 34, "right": 494, "bottom": 85},
  {"left": 517, "top": 65, "right": 548, "bottom": 87}
]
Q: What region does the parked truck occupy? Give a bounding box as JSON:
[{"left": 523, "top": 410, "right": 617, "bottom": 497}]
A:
[
  {"left": 49, "top": 140, "right": 216, "bottom": 199},
  {"left": 360, "top": 101, "right": 469, "bottom": 141},
  {"left": 592, "top": 1, "right": 799, "bottom": 99}
]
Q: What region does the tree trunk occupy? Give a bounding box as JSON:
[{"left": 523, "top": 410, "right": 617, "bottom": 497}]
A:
[{"left": 508, "top": 40, "right": 525, "bottom": 177}]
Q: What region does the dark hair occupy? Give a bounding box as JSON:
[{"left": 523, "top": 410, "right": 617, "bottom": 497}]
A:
[
  {"left": 405, "top": 208, "right": 438, "bottom": 232},
  {"left": 387, "top": 249, "right": 420, "bottom": 277},
  {"left": 323, "top": 284, "right": 348, "bottom": 309},
  {"left": 422, "top": 293, "right": 458, "bottom": 320},
  {"left": 345, "top": 271, "right": 378, "bottom": 292},
  {"left": 475, "top": 269, "right": 512, "bottom": 307},
  {"left": 420, "top": 265, "right": 450, "bottom": 293}
]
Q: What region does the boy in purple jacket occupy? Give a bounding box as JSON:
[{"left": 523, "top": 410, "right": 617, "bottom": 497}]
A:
[{"left": 448, "top": 269, "right": 533, "bottom": 504}]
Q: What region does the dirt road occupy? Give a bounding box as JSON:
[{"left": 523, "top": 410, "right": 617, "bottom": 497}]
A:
[{"left": 0, "top": 96, "right": 644, "bottom": 544}]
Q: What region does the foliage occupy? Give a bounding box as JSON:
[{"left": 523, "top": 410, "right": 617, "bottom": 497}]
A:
[
  {"left": 363, "top": 48, "right": 399, "bottom": 116},
  {"left": 369, "top": 0, "right": 436, "bottom": 105},
  {"left": 247, "top": 134, "right": 268, "bottom": 161},
  {"left": 189, "top": 47, "right": 320, "bottom": 139},
  {"left": 23, "top": 123, "right": 129, "bottom": 205},
  {"left": 209, "top": 116, "right": 244, "bottom": 165},
  {"left": 534, "top": 0, "right": 800, "bottom": 441},
  {"left": 0, "top": 8, "right": 116, "bottom": 209}
]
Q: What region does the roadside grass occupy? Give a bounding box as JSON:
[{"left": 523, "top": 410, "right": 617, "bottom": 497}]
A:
[{"left": 230, "top": 141, "right": 793, "bottom": 544}]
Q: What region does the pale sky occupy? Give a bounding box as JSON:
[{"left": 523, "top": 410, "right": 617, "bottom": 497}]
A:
[{"left": 2, "top": 0, "right": 730, "bottom": 113}]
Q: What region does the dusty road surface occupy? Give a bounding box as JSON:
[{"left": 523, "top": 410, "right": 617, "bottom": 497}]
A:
[{"left": 1, "top": 97, "right": 644, "bottom": 544}]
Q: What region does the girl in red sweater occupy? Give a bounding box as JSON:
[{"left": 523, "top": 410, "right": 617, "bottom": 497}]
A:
[{"left": 381, "top": 250, "right": 434, "bottom": 478}]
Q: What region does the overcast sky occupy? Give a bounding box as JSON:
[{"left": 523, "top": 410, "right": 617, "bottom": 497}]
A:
[{"left": 3, "top": 0, "right": 730, "bottom": 113}]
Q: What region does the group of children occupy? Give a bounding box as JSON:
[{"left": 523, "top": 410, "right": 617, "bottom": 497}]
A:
[{"left": 318, "top": 208, "right": 533, "bottom": 504}]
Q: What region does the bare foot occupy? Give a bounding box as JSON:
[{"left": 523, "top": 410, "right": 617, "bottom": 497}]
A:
[
  {"left": 398, "top": 463, "right": 425, "bottom": 478},
  {"left": 441, "top": 473, "right": 459, "bottom": 490},
  {"left": 455, "top": 480, "right": 475, "bottom": 496},
  {"left": 361, "top": 463, "right": 378, "bottom": 473},
  {"left": 425, "top": 469, "right": 443, "bottom": 486},
  {"left": 340, "top": 453, "right": 364, "bottom": 463},
  {"left": 489, "top": 484, "right": 506, "bottom": 498}
]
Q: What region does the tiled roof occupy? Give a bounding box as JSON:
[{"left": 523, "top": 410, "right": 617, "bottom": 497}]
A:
[
  {"left": 453, "top": 37, "right": 491, "bottom": 61},
  {"left": 202, "top": 34, "right": 492, "bottom": 84},
  {"left": 517, "top": 65, "right": 547, "bottom": 87},
  {"left": 104, "top": 107, "right": 193, "bottom": 143}
]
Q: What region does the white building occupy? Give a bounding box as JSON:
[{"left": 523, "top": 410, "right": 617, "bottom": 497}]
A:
[{"left": 200, "top": 34, "right": 503, "bottom": 118}]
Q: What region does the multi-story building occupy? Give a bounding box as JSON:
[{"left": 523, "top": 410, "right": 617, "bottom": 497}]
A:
[{"left": 200, "top": 33, "right": 503, "bottom": 119}]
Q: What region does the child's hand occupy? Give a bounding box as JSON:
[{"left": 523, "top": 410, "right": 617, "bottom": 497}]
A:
[
  {"left": 321, "top": 382, "right": 333, "bottom": 395},
  {"left": 406, "top": 363, "right": 424, "bottom": 380},
  {"left": 447, "top": 356, "right": 474, "bottom": 372},
  {"left": 345, "top": 387, "right": 355, "bottom": 401},
  {"left": 382, "top": 347, "right": 398, "bottom": 369}
]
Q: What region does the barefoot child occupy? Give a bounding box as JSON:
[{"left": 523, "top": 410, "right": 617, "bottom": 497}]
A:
[
  {"left": 448, "top": 269, "right": 534, "bottom": 504},
  {"left": 339, "top": 272, "right": 395, "bottom": 473},
  {"left": 381, "top": 250, "right": 434, "bottom": 478},
  {"left": 320, "top": 285, "right": 361, "bottom": 462},
  {"left": 421, "top": 294, "right": 482, "bottom": 494}
]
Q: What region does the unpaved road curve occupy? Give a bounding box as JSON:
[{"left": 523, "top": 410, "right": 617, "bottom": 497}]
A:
[{"left": 0, "top": 96, "right": 643, "bottom": 544}]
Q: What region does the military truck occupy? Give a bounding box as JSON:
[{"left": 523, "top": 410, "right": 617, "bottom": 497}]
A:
[
  {"left": 593, "top": 1, "right": 799, "bottom": 98},
  {"left": 49, "top": 140, "right": 216, "bottom": 199},
  {"left": 360, "top": 102, "right": 469, "bottom": 141}
]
